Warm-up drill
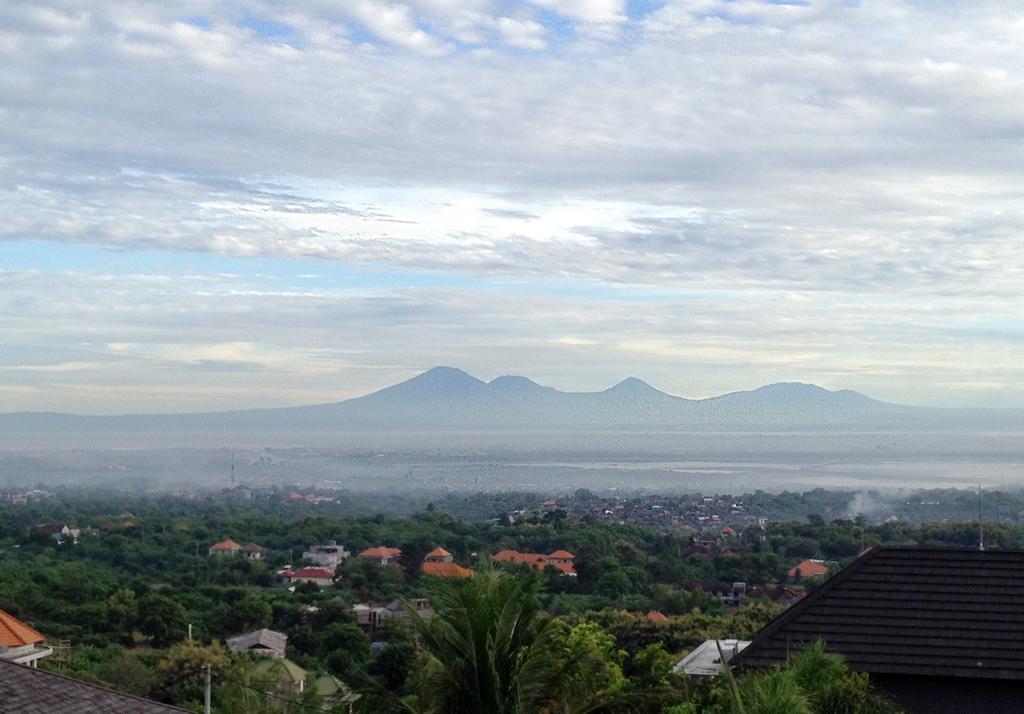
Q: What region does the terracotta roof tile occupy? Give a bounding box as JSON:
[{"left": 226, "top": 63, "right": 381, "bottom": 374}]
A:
[
  {"left": 210, "top": 539, "right": 241, "bottom": 551},
  {"left": 786, "top": 559, "right": 829, "bottom": 578},
  {"left": 359, "top": 546, "right": 402, "bottom": 559},
  {"left": 422, "top": 561, "right": 474, "bottom": 578},
  {"left": 0, "top": 609, "right": 44, "bottom": 647}
]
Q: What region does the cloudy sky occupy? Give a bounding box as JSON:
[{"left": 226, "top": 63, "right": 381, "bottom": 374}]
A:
[{"left": 2, "top": 0, "right": 1023, "bottom": 414}]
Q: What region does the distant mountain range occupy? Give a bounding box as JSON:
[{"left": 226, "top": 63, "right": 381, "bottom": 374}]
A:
[{"left": 2, "top": 366, "right": 1023, "bottom": 445}]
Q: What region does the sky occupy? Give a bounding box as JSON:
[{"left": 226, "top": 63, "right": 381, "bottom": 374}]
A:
[{"left": 2, "top": 0, "right": 1024, "bottom": 414}]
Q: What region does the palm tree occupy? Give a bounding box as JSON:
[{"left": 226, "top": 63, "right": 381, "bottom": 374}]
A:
[{"left": 355, "top": 565, "right": 630, "bottom": 713}]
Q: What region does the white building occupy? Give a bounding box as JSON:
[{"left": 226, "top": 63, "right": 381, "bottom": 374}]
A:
[{"left": 302, "top": 541, "right": 350, "bottom": 570}]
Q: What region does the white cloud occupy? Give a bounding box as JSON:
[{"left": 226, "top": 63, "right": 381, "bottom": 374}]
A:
[
  {"left": 497, "top": 16, "right": 547, "bottom": 49},
  {"left": 2, "top": 0, "right": 1024, "bottom": 409}
]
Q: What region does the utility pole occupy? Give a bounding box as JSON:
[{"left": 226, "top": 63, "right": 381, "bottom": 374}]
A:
[
  {"left": 978, "top": 485, "right": 985, "bottom": 552},
  {"left": 204, "top": 663, "right": 211, "bottom": 714}
]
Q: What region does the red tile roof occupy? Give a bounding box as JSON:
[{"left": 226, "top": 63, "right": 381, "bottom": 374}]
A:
[
  {"left": 210, "top": 539, "right": 241, "bottom": 551},
  {"left": 243, "top": 543, "right": 265, "bottom": 552},
  {"left": 290, "top": 567, "right": 333, "bottom": 580},
  {"left": 787, "top": 559, "right": 829, "bottom": 578},
  {"left": 422, "top": 561, "right": 474, "bottom": 578},
  {"left": 359, "top": 546, "right": 402, "bottom": 559},
  {"left": 549, "top": 561, "right": 577, "bottom": 575},
  {"left": 426, "top": 547, "right": 451, "bottom": 558},
  {"left": 647, "top": 610, "right": 669, "bottom": 623},
  {"left": 0, "top": 609, "right": 45, "bottom": 647},
  {"left": 492, "top": 549, "right": 548, "bottom": 566},
  {"left": 491, "top": 549, "right": 576, "bottom": 574}
]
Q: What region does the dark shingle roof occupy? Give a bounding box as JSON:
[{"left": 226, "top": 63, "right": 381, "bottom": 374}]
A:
[
  {"left": 0, "top": 659, "right": 189, "bottom": 712},
  {"left": 226, "top": 628, "right": 287, "bottom": 655},
  {"left": 735, "top": 547, "right": 1024, "bottom": 680}
]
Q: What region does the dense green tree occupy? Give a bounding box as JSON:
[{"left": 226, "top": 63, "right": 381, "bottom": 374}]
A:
[{"left": 138, "top": 592, "right": 187, "bottom": 647}]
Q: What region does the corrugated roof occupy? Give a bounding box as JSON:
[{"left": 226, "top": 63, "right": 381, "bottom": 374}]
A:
[
  {"left": 0, "top": 659, "right": 189, "bottom": 712},
  {"left": 736, "top": 547, "right": 1024, "bottom": 680},
  {"left": 0, "top": 610, "right": 44, "bottom": 648}
]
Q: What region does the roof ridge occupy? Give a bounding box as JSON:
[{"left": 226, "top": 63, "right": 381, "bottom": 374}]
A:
[
  {"left": 735, "top": 546, "right": 881, "bottom": 667},
  {"left": 0, "top": 658, "right": 190, "bottom": 711}
]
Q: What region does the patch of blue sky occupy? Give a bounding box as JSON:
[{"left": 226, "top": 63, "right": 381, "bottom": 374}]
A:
[
  {"left": 344, "top": 22, "right": 379, "bottom": 46},
  {"left": 625, "top": 0, "right": 665, "bottom": 22},
  {"left": 181, "top": 16, "right": 211, "bottom": 30},
  {"left": 238, "top": 11, "right": 305, "bottom": 46},
  {"left": 0, "top": 240, "right": 715, "bottom": 304},
  {"left": 532, "top": 7, "right": 576, "bottom": 46}
]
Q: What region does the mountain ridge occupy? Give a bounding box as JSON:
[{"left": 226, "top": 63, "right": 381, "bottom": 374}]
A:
[{"left": 1, "top": 367, "right": 1022, "bottom": 445}]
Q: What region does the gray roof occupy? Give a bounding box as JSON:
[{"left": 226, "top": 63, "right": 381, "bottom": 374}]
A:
[
  {"left": 0, "top": 658, "right": 188, "bottom": 713},
  {"left": 226, "top": 628, "right": 288, "bottom": 655},
  {"left": 673, "top": 639, "right": 750, "bottom": 676},
  {"left": 736, "top": 547, "right": 1024, "bottom": 680}
]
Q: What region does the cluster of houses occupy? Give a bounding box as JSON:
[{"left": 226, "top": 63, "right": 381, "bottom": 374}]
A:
[
  {"left": 490, "top": 548, "right": 577, "bottom": 576},
  {"left": 7, "top": 544, "right": 1024, "bottom": 713},
  {"left": 35, "top": 513, "right": 137, "bottom": 545},
  {"left": 208, "top": 539, "right": 266, "bottom": 560}
]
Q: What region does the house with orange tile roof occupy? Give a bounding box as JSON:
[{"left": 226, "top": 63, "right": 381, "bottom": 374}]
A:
[
  {"left": 209, "top": 539, "right": 242, "bottom": 556},
  {"left": 419, "top": 547, "right": 472, "bottom": 577},
  {"left": 39, "top": 523, "right": 80, "bottom": 544},
  {"left": 358, "top": 546, "right": 402, "bottom": 565},
  {"left": 422, "top": 561, "right": 474, "bottom": 578},
  {"left": 491, "top": 549, "right": 577, "bottom": 576},
  {"left": 209, "top": 539, "right": 265, "bottom": 558},
  {"left": 787, "top": 559, "right": 829, "bottom": 581},
  {"left": 284, "top": 567, "right": 335, "bottom": 587},
  {"left": 0, "top": 608, "right": 52, "bottom": 667},
  {"left": 243, "top": 543, "right": 266, "bottom": 560},
  {"left": 424, "top": 547, "right": 453, "bottom": 563}
]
